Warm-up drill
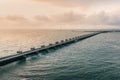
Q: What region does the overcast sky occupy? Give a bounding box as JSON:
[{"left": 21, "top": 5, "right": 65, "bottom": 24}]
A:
[{"left": 0, "top": 0, "right": 120, "bottom": 29}]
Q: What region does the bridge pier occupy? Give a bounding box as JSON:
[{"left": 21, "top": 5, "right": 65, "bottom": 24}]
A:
[{"left": 0, "top": 32, "right": 102, "bottom": 66}]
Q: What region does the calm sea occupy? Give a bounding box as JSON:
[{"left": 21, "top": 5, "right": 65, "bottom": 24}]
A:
[{"left": 0, "top": 30, "right": 120, "bottom": 80}]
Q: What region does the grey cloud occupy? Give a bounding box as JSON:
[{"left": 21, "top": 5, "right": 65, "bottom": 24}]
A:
[
  {"left": 0, "top": 16, "right": 32, "bottom": 29},
  {"left": 43, "top": 11, "right": 120, "bottom": 27},
  {"left": 0, "top": 12, "right": 120, "bottom": 29},
  {"left": 50, "top": 12, "right": 108, "bottom": 25}
]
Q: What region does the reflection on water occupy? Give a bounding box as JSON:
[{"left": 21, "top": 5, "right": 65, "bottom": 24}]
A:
[
  {"left": 0, "top": 29, "right": 90, "bottom": 57},
  {"left": 1, "top": 30, "right": 120, "bottom": 80}
]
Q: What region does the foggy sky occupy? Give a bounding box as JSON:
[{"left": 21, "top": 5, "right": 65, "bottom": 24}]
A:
[{"left": 0, "top": 0, "right": 120, "bottom": 29}]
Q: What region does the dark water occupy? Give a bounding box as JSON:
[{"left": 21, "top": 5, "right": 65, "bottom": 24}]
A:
[{"left": 0, "top": 31, "right": 120, "bottom": 80}]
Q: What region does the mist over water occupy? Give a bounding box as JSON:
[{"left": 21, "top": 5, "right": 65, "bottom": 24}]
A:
[{"left": 0, "top": 30, "right": 120, "bottom": 80}]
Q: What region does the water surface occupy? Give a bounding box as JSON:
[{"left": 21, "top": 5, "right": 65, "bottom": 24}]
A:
[
  {"left": 0, "top": 30, "right": 90, "bottom": 57},
  {"left": 0, "top": 30, "right": 120, "bottom": 80}
]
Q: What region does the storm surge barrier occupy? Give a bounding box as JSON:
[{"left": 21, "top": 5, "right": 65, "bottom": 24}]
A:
[{"left": 0, "top": 32, "right": 104, "bottom": 66}]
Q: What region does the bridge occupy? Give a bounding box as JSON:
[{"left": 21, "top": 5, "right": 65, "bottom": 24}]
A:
[{"left": 0, "top": 31, "right": 108, "bottom": 66}]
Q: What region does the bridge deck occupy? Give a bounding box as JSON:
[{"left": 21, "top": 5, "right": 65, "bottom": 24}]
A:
[{"left": 0, "top": 32, "right": 102, "bottom": 66}]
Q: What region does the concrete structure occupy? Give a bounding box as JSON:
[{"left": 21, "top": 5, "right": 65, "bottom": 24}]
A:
[{"left": 0, "top": 32, "right": 103, "bottom": 66}]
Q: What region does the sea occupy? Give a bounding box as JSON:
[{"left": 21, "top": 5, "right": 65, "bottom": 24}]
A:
[{"left": 0, "top": 30, "right": 120, "bottom": 80}]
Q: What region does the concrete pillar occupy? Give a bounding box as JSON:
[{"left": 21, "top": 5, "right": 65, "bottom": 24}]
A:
[
  {"left": 17, "top": 51, "right": 23, "bottom": 54},
  {"left": 41, "top": 45, "right": 45, "bottom": 48},
  {"left": 55, "top": 41, "right": 59, "bottom": 44},
  {"left": 31, "top": 47, "right": 36, "bottom": 51},
  {"left": 61, "top": 40, "right": 64, "bottom": 43},
  {"left": 49, "top": 43, "right": 53, "bottom": 46}
]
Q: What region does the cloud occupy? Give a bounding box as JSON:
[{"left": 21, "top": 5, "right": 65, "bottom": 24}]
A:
[
  {"left": 0, "top": 11, "right": 120, "bottom": 29},
  {"left": 48, "top": 12, "right": 107, "bottom": 25},
  {"left": 31, "top": 0, "right": 120, "bottom": 14},
  {"left": 34, "top": 15, "right": 52, "bottom": 23},
  {"left": 32, "top": 0, "right": 120, "bottom": 7},
  {"left": 33, "top": 11, "right": 120, "bottom": 29},
  {"left": 4, "top": 15, "right": 27, "bottom": 23},
  {"left": 33, "top": 0, "right": 83, "bottom": 7},
  {"left": 0, "top": 15, "right": 32, "bottom": 29},
  {"left": 32, "top": 0, "right": 89, "bottom": 11}
]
